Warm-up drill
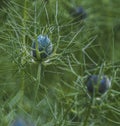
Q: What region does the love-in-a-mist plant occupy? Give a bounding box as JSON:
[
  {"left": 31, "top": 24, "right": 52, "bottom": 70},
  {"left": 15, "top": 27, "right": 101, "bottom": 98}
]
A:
[
  {"left": 31, "top": 34, "right": 55, "bottom": 103},
  {"left": 61, "top": 63, "right": 113, "bottom": 126},
  {"left": 1, "top": 0, "right": 120, "bottom": 126},
  {"left": 0, "top": 0, "right": 80, "bottom": 125},
  {"left": 81, "top": 74, "right": 112, "bottom": 126},
  {"left": 0, "top": 0, "right": 54, "bottom": 125}
]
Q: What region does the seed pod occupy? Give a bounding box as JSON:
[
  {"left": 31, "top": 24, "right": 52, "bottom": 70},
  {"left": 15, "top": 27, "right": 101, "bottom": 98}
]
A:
[
  {"left": 32, "top": 35, "right": 53, "bottom": 60},
  {"left": 86, "top": 75, "right": 111, "bottom": 95}
]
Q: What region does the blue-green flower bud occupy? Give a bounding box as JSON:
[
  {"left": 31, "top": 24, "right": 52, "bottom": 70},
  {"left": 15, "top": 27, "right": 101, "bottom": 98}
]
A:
[
  {"left": 86, "top": 75, "right": 111, "bottom": 95},
  {"left": 32, "top": 35, "right": 53, "bottom": 60}
]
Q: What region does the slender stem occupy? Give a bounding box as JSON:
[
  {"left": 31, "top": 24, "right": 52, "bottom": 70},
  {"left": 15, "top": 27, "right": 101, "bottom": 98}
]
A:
[
  {"left": 31, "top": 63, "right": 42, "bottom": 116},
  {"left": 83, "top": 99, "right": 93, "bottom": 126},
  {"left": 35, "top": 63, "right": 42, "bottom": 101}
]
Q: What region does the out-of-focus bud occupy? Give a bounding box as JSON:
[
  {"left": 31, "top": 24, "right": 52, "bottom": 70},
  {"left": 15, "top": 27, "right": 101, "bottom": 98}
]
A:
[{"left": 86, "top": 75, "right": 111, "bottom": 95}]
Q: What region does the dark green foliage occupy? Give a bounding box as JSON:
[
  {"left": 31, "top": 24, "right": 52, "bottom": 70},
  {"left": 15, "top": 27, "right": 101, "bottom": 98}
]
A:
[{"left": 0, "top": 0, "right": 120, "bottom": 125}]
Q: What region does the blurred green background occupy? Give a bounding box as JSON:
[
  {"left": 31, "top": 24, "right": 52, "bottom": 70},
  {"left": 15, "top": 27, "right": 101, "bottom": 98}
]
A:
[{"left": 0, "top": 0, "right": 120, "bottom": 125}]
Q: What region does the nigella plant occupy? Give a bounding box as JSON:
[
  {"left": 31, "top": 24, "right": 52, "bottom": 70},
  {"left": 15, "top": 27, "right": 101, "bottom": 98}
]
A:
[
  {"left": 31, "top": 34, "right": 53, "bottom": 100},
  {"left": 31, "top": 35, "right": 53, "bottom": 61},
  {"left": 86, "top": 75, "right": 111, "bottom": 96}
]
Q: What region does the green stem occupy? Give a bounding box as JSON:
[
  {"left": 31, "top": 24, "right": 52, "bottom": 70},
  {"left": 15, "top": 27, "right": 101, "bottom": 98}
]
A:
[
  {"left": 35, "top": 63, "right": 42, "bottom": 100},
  {"left": 83, "top": 99, "right": 93, "bottom": 126}
]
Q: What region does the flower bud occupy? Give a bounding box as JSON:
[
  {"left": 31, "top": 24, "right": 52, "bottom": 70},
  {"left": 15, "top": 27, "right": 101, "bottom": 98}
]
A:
[
  {"left": 70, "top": 6, "right": 87, "bottom": 21},
  {"left": 86, "top": 75, "right": 111, "bottom": 95},
  {"left": 32, "top": 35, "right": 53, "bottom": 60},
  {"left": 10, "top": 118, "right": 26, "bottom": 126}
]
